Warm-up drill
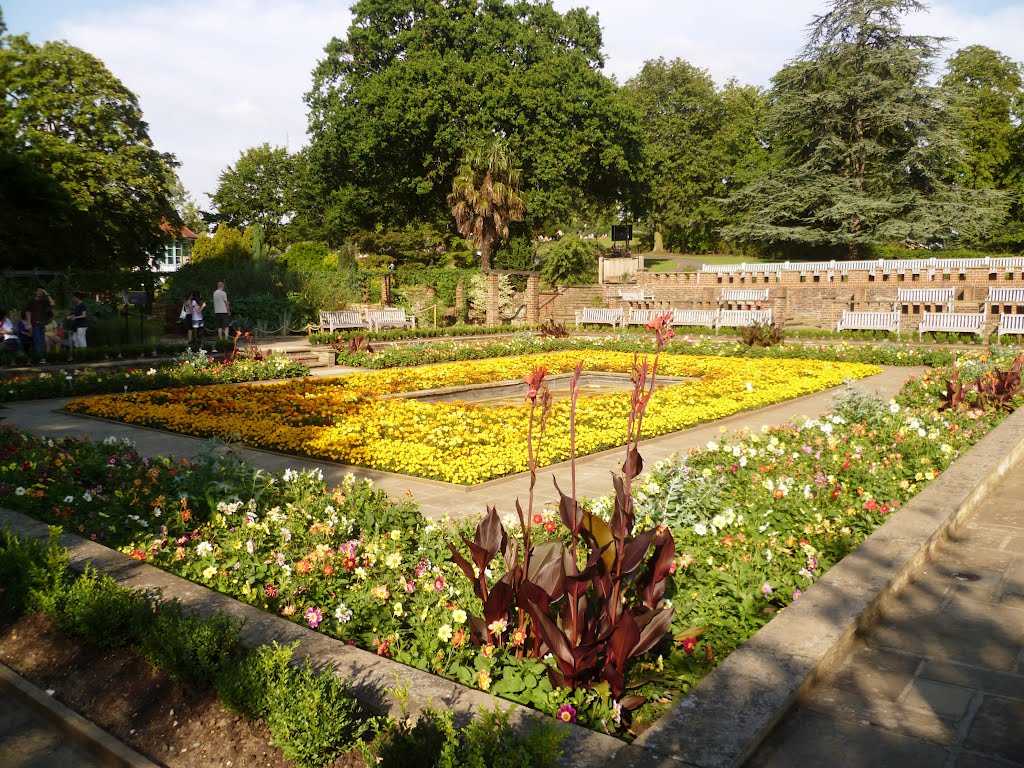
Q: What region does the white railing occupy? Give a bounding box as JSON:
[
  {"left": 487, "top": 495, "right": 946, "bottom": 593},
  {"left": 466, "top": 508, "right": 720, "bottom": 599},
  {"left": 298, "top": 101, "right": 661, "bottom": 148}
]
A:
[
  {"left": 617, "top": 289, "right": 655, "bottom": 302},
  {"left": 986, "top": 288, "right": 1024, "bottom": 304},
  {"left": 997, "top": 314, "right": 1024, "bottom": 336},
  {"left": 701, "top": 257, "right": 1024, "bottom": 275},
  {"left": 718, "top": 289, "right": 770, "bottom": 303}
]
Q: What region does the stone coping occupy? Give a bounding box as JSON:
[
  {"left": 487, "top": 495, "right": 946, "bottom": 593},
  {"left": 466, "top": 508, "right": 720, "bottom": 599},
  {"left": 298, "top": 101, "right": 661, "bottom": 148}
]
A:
[
  {"left": 3, "top": 406, "right": 1022, "bottom": 768},
  {"left": 0, "top": 661, "right": 160, "bottom": 768}
]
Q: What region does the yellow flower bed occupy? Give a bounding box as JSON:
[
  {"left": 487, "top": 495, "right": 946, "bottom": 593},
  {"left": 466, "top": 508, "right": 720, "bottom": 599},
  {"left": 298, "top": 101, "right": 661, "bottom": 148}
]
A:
[{"left": 65, "top": 352, "right": 879, "bottom": 484}]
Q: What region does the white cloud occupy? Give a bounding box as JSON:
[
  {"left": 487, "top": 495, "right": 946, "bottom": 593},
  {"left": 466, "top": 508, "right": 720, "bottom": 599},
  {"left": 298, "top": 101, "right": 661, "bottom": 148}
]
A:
[
  {"left": 58, "top": 0, "right": 351, "bottom": 206},
  {"left": 49, "top": 0, "right": 1024, "bottom": 211}
]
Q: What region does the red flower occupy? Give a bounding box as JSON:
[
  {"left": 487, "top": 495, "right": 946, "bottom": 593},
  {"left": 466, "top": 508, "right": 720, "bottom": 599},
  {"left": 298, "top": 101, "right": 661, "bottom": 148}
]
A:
[
  {"left": 523, "top": 366, "right": 548, "bottom": 402},
  {"left": 296, "top": 560, "right": 311, "bottom": 575},
  {"left": 129, "top": 549, "right": 146, "bottom": 562},
  {"left": 322, "top": 562, "right": 335, "bottom": 576},
  {"left": 543, "top": 520, "right": 557, "bottom": 534},
  {"left": 264, "top": 584, "right": 279, "bottom": 598},
  {"left": 681, "top": 636, "right": 698, "bottom": 655}
]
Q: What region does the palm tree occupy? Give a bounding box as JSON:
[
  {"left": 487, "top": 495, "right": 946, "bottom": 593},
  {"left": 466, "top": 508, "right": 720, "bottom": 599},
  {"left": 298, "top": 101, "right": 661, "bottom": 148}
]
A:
[{"left": 447, "top": 138, "right": 526, "bottom": 271}]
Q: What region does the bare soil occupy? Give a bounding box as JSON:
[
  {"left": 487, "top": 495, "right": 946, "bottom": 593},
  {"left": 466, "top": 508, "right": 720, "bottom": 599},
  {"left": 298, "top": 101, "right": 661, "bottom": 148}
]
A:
[{"left": 0, "top": 613, "right": 364, "bottom": 768}]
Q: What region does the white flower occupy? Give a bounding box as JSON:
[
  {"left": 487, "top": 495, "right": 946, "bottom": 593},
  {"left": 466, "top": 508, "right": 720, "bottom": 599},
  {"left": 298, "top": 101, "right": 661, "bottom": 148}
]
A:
[
  {"left": 385, "top": 552, "right": 403, "bottom": 569},
  {"left": 437, "top": 624, "right": 453, "bottom": 641},
  {"left": 452, "top": 608, "right": 467, "bottom": 624},
  {"left": 14, "top": 487, "right": 26, "bottom": 496},
  {"left": 82, "top": 492, "right": 92, "bottom": 502},
  {"left": 693, "top": 523, "right": 708, "bottom": 536},
  {"left": 706, "top": 440, "right": 719, "bottom": 452},
  {"left": 196, "top": 541, "right": 214, "bottom": 556},
  {"left": 283, "top": 468, "right": 297, "bottom": 482},
  {"left": 63, "top": 495, "right": 75, "bottom": 503},
  {"left": 889, "top": 401, "right": 900, "bottom": 414},
  {"left": 745, "top": 382, "right": 753, "bottom": 391},
  {"left": 335, "top": 603, "right": 353, "bottom": 623}
]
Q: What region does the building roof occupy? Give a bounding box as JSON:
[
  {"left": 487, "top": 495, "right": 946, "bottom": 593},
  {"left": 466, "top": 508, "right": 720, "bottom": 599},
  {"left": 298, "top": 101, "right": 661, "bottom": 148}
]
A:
[{"left": 158, "top": 220, "right": 199, "bottom": 241}]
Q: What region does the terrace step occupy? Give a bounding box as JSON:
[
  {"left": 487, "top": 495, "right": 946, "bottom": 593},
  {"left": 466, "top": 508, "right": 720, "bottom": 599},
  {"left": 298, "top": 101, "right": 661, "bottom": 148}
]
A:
[{"left": 284, "top": 349, "right": 334, "bottom": 368}]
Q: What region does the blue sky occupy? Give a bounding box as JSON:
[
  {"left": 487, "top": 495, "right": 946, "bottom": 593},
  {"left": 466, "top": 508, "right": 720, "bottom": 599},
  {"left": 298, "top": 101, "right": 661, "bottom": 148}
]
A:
[{"left": 4, "top": 0, "right": 1023, "bottom": 208}]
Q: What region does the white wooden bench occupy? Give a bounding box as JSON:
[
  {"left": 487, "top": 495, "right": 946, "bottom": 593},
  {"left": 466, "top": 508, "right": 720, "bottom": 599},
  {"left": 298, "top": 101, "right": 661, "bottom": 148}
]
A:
[
  {"left": 987, "top": 288, "right": 1024, "bottom": 305},
  {"left": 917, "top": 311, "right": 987, "bottom": 338},
  {"left": 318, "top": 310, "right": 366, "bottom": 332},
  {"left": 626, "top": 308, "right": 668, "bottom": 326},
  {"left": 618, "top": 289, "right": 654, "bottom": 302},
  {"left": 997, "top": 314, "right": 1024, "bottom": 336},
  {"left": 836, "top": 311, "right": 901, "bottom": 333},
  {"left": 717, "top": 309, "right": 773, "bottom": 330},
  {"left": 575, "top": 307, "right": 624, "bottom": 328},
  {"left": 718, "top": 289, "right": 769, "bottom": 305},
  {"left": 896, "top": 288, "right": 955, "bottom": 310},
  {"left": 672, "top": 309, "right": 720, "bottom": 328},
  {"left": 365, "top": 308, "right": 417, "bottom": 331}
]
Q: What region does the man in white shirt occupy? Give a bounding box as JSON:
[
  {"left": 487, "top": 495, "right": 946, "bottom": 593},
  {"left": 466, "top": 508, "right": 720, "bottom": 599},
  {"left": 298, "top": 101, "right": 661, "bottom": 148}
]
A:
[{"left": 213, "top": 282, "right": 230, "bottom": 340}]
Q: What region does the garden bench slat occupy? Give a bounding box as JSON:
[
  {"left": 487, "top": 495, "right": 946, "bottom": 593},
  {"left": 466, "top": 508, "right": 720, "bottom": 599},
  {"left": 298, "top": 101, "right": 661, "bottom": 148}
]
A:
[
  {"left": 575, "top": 307, "right": 624, "bottom": 328},
  {"left": 896, "top": 288, "right": 955, "bottom": 305},
  {"left": 318, "top": 310, "right": 366, "bottom": 332},
  {"left": 364, "top": 308, "right": 417, "bottom": 332},
  {"left": 917, "top": 311, "right": 987, "bottom": 338},
  {"left": 718, "top": 289, "right": 769, "bottom": 303},
  {"left": 986, "top": 288, "right": 1024, "bottom": 305},
  {"left": 836, "top": 311, "right": 900, "bottom": 333},
  {"left": 672, "top": 309, "right": 720, "bottom": 328},
  {"left": 617, "top": 289, "right": 654, "bottom": 302},
  {"left": 717, "top": 309, "right": 772, "bottom": 328},
  {"left": 997, "top": 314, "right": 1024, "bottom": 336}
]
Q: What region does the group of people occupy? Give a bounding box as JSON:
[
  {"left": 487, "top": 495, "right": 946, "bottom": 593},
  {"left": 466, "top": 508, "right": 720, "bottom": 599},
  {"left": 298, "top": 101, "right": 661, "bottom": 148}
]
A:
[
  {"left": 181, "top": 281, "right": 231, "bottom": 346},
  {"left": 2, "top": 287, "right": 88, "bottom": 358}
]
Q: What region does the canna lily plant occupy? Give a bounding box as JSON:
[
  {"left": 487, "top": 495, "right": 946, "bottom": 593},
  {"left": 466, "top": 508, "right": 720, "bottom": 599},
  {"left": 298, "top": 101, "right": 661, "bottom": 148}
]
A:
[{"left": 449, "top": 312, "right": 678, "bottom": 703}]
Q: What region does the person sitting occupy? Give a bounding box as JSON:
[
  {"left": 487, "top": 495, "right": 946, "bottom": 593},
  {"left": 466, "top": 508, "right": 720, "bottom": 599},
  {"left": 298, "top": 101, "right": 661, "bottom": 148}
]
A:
[
  {"left": 45, "top": 320, "right": 71, "bottom": 354},
  {"left": 16, "top": 311, "right": 32, "bottom": 350},
  {"left": 1, "top": 309, "right": 23, "bottom": 352}
]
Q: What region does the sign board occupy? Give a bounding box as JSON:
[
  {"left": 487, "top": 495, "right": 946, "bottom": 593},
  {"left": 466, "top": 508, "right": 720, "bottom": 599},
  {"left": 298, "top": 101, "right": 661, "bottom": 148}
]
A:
[{"left": 611, "top": 224, "right": 633, "bottom": 242}]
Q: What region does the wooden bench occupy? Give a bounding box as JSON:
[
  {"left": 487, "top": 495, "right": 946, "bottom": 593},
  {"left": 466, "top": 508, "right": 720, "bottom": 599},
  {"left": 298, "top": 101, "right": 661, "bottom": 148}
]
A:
[
  {"left": 896, "top": 288, "right": 955, "bottom": 310},
  {"left": 672, "top": 309, "right": 720, "bottom": 328},
  {"left": 617, "top": 289, "right": 654, "bottom": 302},
  {"left": 836, "top": 311, "right": 901, "bottom": 333},
  {"left": 365, "top": 308, "right": 417, "bottom": 331},
  {"left": 718, "top": 288, "right": 769, "bottom": 305},
  {"left": 997, "top": 314, "right": 1024, "bottom": 336},
  {"left": 626, "top": 308, "right": 668, "bottom": 326},
  {"left": 917, "top": 311, "right": 987, "bottom": 338},
  {"left": 318, "top": 310, "right": 366, "bottom": 333},
  {"left": 987, "top": 288, "right": 1024, "bottom": 305},
  {"left": 575, "top": 307, "right": 624, "bottom": 328},
  {"left": 717, "top": 309, "right": 773, "bottom": 329}
]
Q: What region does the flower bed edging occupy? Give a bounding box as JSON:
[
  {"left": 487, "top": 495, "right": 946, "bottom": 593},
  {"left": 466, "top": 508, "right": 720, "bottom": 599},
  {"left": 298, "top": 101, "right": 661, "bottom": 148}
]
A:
[
  {"left": 622, "top": 405, "right": 1024, "bottom": 768},
  {"left": 0, "top": 507, "right": 627, "bottom": 768}
]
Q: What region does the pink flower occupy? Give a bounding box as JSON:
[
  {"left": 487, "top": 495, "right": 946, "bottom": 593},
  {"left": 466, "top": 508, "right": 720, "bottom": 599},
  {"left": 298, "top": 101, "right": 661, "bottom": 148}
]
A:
[
  {"left": 760, "top": 581, "right": 774, "bottom": 596},
  {"left": 433, "top": 575, "right": 446, "bottom": 592},
  {"left": 304, "top": 606, "right": 323, "bottom": 629},
  {"left": 556, "top": 704, "right": 576, "bottom": 723}
]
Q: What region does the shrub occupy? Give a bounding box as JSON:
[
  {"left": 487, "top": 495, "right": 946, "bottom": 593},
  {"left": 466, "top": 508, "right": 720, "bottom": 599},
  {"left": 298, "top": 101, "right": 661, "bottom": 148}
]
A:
[
  {"left": 374, "top": 707, "right": 459, "bottom": 768},
  {"left": 265, "top": 661, "right": 370, "bottom": 768},
  {"left": 216, "top": 641, "right": 297, "bottom": 720},
  {"left": 50, "top": 566, "right": 154, "bottom": 649},
  {"left": 0, "top": 527, "right": 67, "bottom": 623},
  {"left": 138, "top": 601, "right": 241, "bottom": 687},
  {"left": 540, "top": 239, "right": 599, "bottom": 286},
  {"left": 739, "top": 320, "right": 785, "bottom": 347}
]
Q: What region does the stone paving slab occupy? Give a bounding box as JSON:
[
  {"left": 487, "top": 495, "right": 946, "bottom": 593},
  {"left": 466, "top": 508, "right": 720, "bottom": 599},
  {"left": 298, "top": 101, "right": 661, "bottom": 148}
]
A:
[{"left": 746, "top": 418, "right": 1024, "bottom": 768}]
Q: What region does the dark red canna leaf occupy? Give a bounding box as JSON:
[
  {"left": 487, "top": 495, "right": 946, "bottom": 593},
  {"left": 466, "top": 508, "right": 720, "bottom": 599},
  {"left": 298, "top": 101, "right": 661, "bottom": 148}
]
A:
[
  {"left": 622, "top": 446, "right": 643, "bottom": 482},
  {"left": 554, "top": 478, "right": 583, "bottom": 533},
  {"left": 619, "top": 529, "right": 655, "bottom": 576},
  {"left": 631, "top": 606, "right": 675, "bottom": 659}
]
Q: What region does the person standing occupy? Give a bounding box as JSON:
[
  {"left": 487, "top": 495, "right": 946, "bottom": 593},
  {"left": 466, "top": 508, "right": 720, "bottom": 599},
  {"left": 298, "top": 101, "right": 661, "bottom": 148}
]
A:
[
  {"left": 189, "top": 291, "right": 206, "bottom": 347},
  {"left": 67, "top": 291, "right": 88, "bottom": 348},
  {"left": 213, "top": 281, "right": 231, "bottom": 341},
  {"left": 181, "top": 293, "right": 193, "bottom": 343},
  {"left": 23, "top": 286, "right": 54, "bottom": 358}
]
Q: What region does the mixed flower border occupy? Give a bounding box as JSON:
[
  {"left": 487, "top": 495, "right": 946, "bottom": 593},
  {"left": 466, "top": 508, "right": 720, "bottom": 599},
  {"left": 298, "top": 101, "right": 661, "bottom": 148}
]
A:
[
  {"left": 64, "top": 351, "right": 880, "bottom": 484},
  {"left": 2, "top": 349, "right": 1017, "bottom": 735}
]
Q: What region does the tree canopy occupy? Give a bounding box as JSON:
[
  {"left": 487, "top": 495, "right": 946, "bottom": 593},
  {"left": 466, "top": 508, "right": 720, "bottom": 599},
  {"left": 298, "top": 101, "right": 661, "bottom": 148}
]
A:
[
  {"left": 722, "top": 0, "right": 1006, "bottom": 257},
  {"left": 210, "top": 143, "right": 294, "bottom": 250},
  {"left": 304, "top": 0, "right": 645, "bottom": 241},
  {"left": 0, "top": 32, "right": 178, "bottom": 270}
]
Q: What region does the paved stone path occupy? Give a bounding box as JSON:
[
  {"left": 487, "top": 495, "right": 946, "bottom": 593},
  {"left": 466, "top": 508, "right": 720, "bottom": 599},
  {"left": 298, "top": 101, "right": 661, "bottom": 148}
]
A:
[
  {"left": 749, "top": 468, "right": 1024, "bottom": 767},
  {"left": 3, "top": 364, "right": 922, "bottom": 522}
]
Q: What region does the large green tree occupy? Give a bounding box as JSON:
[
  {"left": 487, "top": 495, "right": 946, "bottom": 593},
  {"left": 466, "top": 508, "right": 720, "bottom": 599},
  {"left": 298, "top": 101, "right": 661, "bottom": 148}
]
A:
[
  {"left": 623, "top": 59, "right": 769, "bottom": 253},
  {"left": 0, "top": 33, "right": 178, "bottom": 269},
  {"left": 209, "top": 143, "right": 294, "bottom": 250},
  {"left": 723, "top": 0, "right": 1005, "bottom": 258},
  {"left": 304, "top": 0, "right": 644, "bottom": 241},
  {"left": 941, "top": 45, "right": 1023, "bottom": 191}
]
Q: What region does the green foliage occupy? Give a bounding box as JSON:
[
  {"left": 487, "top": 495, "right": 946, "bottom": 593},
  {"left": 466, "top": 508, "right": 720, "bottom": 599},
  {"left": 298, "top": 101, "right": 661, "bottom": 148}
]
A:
[
  {"left": 210, "top": 143, "right": 294, "bottom": 249},
  {"left": 723, "top": 0, "right": 1007, "bottom": 256},
  {"left": 831, "top": 385, "right": 897, "bottom": 430},
  {"left": 0, "top": 527, "right": 67, "bottom": 622},
  {"left": 540, "top": 239, "right": 599, "bottom": 286},
  {"left": 50, "top": 566, "right": 153, "bottom": 649},
  {"left": 374, "top": 706, "right": 563, "bottom": 768},
  {"left": 0, "top": 34, "right": 177, "bottom": 270},
  {"left": 351, "top": 225, "right": 449, "bottom": 267},
  {"left": 216, "top": 641, "right": 297, "bottom": 720},
  {"left": 265, "top": 661, "right": 370, "bottom": 768},
  {"left": 191, "top": 223, "right": 251, "bottom": 266},
  {"left": 304, "top": 0, "right": 645, "bottom": 238},
  {"left": 138, "top": 601, "right": 242, "bottom": 688},
  {"left": 279, "top": 241, "right": 334, "bottom": 271}
]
